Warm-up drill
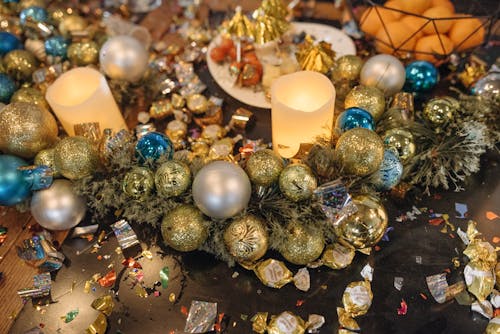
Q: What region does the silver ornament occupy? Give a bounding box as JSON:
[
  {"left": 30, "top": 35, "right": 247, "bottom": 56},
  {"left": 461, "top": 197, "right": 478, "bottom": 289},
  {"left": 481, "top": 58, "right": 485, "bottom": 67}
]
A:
[
  {"left": 360, "top": 54, "right": 406, "bottom": 97},
  {"left": 472, "top": 72, "right": 499, "bottom": 100},
  {"left": 99, "top": 35, "right": 148, "bottom": 82},
  {"left": 30, "top": 179, "right": 86, "bottom": 230},
  {"left": 192, "top": 161, "right": 251, "bottom": 219}
]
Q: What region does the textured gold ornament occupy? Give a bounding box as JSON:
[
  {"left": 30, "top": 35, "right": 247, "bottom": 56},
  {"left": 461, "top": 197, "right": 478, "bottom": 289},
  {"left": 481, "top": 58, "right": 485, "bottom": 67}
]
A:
[
  {"left": 335, "top": 195, "right": 388, "bottom": 249},
  {"left": 344, "top": 85, "right": 386, "bottom": 120},
  {"left": 246, "top": 149, "right": 284, "bottom": 187},
  {"left": 3, "top": 50, "right": 38, "bottom": 81},
  {"left": 331, "top": 55, "right": 363, "bottom": 82},
  {"left": 335, "top": 128, "right": 384, "bottom": 176},
  {"left": 382, "top": 128, "right": 416, "bottom": 163},
  {"left": 11, "top": 87, "right": 50, "bottom": 112},
  {"left": 53, "top": 136, "right": 99, "bottom": 180},
  {"left": 161, "top": 205, "right": 209, "bottom": 252},
  {"left": 280, "top": 222, "right": 325, "bottom": 265},
  {"left": 279, "top": 164, "right": 317, "bottom": 202},
  {"left": 34, "top": 148, "right": 61, "bottom": 177},
  {"left": 224, "top": 214, "right": 268, "bottom": 263},
  {"left": 67, "top": 41, "right": 99, "bottom": 66},
  {"left": 59, "top": 15, "right": 88, "bottom": 38},
  {"left": 155, "top": 160, "right": 191, "bottom": 198},
  {"left": 123, "top": 167, "right": 155, "bottom": 201},
  {"left": 422, "top": 97, "right": 458, "bottom": 125},
  {"left": 0, "top": 102, "right": 58, "bottom": 158}
]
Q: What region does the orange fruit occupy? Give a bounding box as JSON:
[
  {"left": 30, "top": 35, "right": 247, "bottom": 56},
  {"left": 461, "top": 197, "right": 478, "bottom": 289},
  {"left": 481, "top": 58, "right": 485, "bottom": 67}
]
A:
[
  {"left": 399, "top": 0, "right": 432, "bottom": 14},
  {"left": 360, "top": 6, "right": 397, "bottom": 36},
  {"left": 430, "top": 0, "right": 454, "bottom": 13},
  {"left": 375, "top": 21, "right": 417, "bottom": 55},
  {"left": 382, "top": 1, "right": 405, "bottom": 19},
  {"left": 401, "top": 15, "right": 427, "bottom": 40},
  {"left": 448, "top": 15, "right": 485, "bottom": 51},
  {"left": 421, "top": 6, "right": 454, "bottom": 34},
  {"left": 414, "top": 34, "right": 454, "bottom": 63}
]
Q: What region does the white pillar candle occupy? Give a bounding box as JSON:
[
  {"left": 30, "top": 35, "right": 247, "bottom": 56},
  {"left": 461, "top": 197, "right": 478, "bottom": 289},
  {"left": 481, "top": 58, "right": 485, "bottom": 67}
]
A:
[
  {"left": 271, "top": 71, "right": 335, "bottom": 158},
  {"left": 45, "top": 67, "right": 127, "bottom": 136}
]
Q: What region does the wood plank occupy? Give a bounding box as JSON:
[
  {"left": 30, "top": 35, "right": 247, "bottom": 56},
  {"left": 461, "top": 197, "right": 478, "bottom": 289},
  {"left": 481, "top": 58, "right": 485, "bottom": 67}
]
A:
[{"left": 0, "top": 207, "right": 32, "bottom": 262}]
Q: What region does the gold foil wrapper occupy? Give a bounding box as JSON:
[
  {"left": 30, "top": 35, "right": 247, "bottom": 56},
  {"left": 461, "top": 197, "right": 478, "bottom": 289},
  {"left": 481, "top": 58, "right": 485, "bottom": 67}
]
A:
[
  {"left": 464, "top": 240, "right": 497, "bottom": 270},
  {"left": 187, "top": 94, "right": 209, "bottom": 114},
  {"left": 254, "top": 259, "right": 293, "bottom": 289},
  {"left": 149, "top": 99, "right": 174, "bottom": 119},
  {"left": 229, "top": 108, "right": 253, "bottom": 132},
  {"left": 466, "top": 220, "right": 481, "bottom": 242},
  {"left": 457, "top": 58, "right": 487, "bottom": 88},
  {"left": 91, "top": 295, "right": 114, "bottom": 316},
  {"left": 338, "top": 330, "right": 358, "bottom": 334},
  {"left": 251, "top": 312, "right": 268, "bottom": 334},
  {"left": 485, "top": 317, "right": 500, "bottom": 334},
  {"left": 342, "top": 280, "right": 373, "bottom": 317},
  {"left": 296, "top": 36, "right": 336, "bottom": 74},
  {"left": 268, "top": 311, "right": 306, "bottom": 334},
  {"left": 86, "top": 313, "right": 107, "bottom": 334},
  {"left": 171, "top": 93, "right": 186, "bottom": 109},
  {"left": 464, "top": 261, "right": 495, "bottom": 302},
  {"left": 322, "top": 243, "right": 355, "bottom": 270},
  {"left": 495, "top": 262, "right": 500, "bottom": 290},
  {"left": 193, "top": 107, "right": 223, "bottom": 128},
  {"left": 337, "top": 307, "right": 360, "bottom": 331}
]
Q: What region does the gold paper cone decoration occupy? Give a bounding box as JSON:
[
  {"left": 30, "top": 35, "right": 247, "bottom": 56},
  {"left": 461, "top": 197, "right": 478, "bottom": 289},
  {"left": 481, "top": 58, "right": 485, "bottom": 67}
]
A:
[
  {"left": 296, "top": 35, "right": 336, "bottom": 74},
  {"left": 253, "top": 10, "right": 288, "bottom": 44},
  {"left": 260, "top": 0, "right": 288, "bottom": 20},
  {"left": 227, "top": 6, "right": 254, "bottom": 39}
]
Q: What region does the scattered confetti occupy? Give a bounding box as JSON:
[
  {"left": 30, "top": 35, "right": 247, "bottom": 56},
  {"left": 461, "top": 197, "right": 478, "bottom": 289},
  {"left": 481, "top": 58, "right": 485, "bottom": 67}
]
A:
[
  {"left": 142, "top": 250, "right": 153, "bottom": 260},
  {"left": 420, "top": 293, "right": 428, "bottom": 300},
  {"left": 169, "top": 293, "right": 176, "bottom": 303},
  {"left": 98, "top": 270, "right": 116, "bottom": 287},
  {"left": 160, "top": 267, "right": 170, "bottom": 289},
  {"left": 394, "top": 277, "right": 404, "bottom": 291},
  {"left": 231, "top": 272, "right": 239, "bottom": 279},
  {"left": 91, "top": 295, "right": 114, "bottom": 316},
  {"left": 486, "top": 211, "right": 499, "bottom": 220},
  {"left": 397, "top": 299, "right": 407, "bottom": 315},
  {"left": 62, "top": 309, "right": 79, "bottom": 323},
  {"left": 457, "top": 228, "right": 470, "bottom": 245},
  {"left": 135, "top": 285, "right": 148, "bottom": 298},
  {"left": 471, "top": 300, "right": 493, "bottom": 319},
  {"left": 184, "top": 300, "right": 217, "bottom": 333},
  {"left": 415, "top": 256, "right": 422, "bottom": 264},
  {"left": 296, "top": 299, "right": 305, "bottom": 307},
  {"left": 455, "top": 203, "right": 468, "bottom": 218},
  {"left": 360, "top": 263, "right": 373, "bottom": 282},
  {"left": 181, "top": 305, "right": 189, "bottom": 316},
  {"left": 381, "top": 226, "right": 394, "bottom": 242}
]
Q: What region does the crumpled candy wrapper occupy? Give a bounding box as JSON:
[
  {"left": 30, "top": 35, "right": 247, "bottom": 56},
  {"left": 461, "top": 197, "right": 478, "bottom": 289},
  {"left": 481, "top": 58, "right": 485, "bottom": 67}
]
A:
[
  {"left": 91, "top": 295, "right": 115, "bottom": 316},
  {"left": 251, "top": 312, "right": 268, "bottom": 334},
  {"left": 471, "top": 300, "right": 493, "bottom": 319},
  {"left": 464, "top": 261, "right": 495, "bottom": 301},
  {"left": 342, "top": 280, "right": 373, "bottom": 318},
  {"left": 485, "top": 317, "right": 500, "bottom": 334},
  {"left": 321, "top": 243, "right": 355, "bottom": 270},
  {"left": 86, "top": 313, "right": 107, "bottom": 334},
  {"left": 314, "top": 180, "right": 358, "bottom": 227},
  {"left": 267, "top": 311, "right": 306, "bottom": 334},
  {"left": 337, "top": 307, "right": 359, "bottom": 331},
  {"left": 426, "top": 273, "right": 465, "bottom": 304},
  {"left": 112, "top": 220, "right": 140, "bottom": 251},
  {"left": 184, "top": 300, "right": 218, "bottom": 333},
  {"left": 463, "top": 240, "right": 497, "bottom": 271},
  {"left": 306, "top": 314, "right": 325, "bottom": 333},
  {"left": 254, "top": 259, "right": 293, "bottom": 289},
  {"left": 293, "top": 268, "right": 310, "bottom": 292}
]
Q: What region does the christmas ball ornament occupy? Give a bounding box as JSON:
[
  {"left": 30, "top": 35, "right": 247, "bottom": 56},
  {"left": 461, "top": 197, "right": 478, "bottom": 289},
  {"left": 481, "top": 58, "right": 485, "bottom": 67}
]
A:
[
  {"left": 192, "top": 161, "right": 251, "bottom": 219},
  {"left": 335, "top": 107, "right": 375, "bottom": 133},
  {"left": 135, "top": 132, "right": 174, "bottom": 163},
  {"left": 0, "top": 32, "right": 22, "bottom": 56},
  {"left": 3, "top": 50, "right": 38, "bottom": 81},
  {"left": 245, "top": 149, "right": 284, "bottom": 187},
  {"left": 11, "top": 87, "right": 49, "bottom": 111},
  {"left": 161, "top": 205, "right": 209, "bottom": 252},
  {"left": 0, "top": 102, "right": 58, "bottom": 158},
  {"left": 279, "top": 164, "right": 317, "bottom": 202},
  {"left": 44, "top": 36, "right": 69, "bottom": 58},
  {"left": 472, "top": 72, "right": 499, "bottom": 101},
  {"left": 67, "top": 41, "right": 99, "bottom": 66},
  {"left": 335, "top": 128, "right": 384, "bottom": 176},
  {"left": 281, "top": 222, "right": 325, "bottom": 265},
  {"left": 344, "top": 85, "right": 386, "bottom": 120},
  {"left": 331, "top": 55, "right": 363, "bottom": 82},
  {"left": 19, "top": 6, "right": 48, "bottom": 25},
  {"left": 99, "top": 35, "right": 148, "bottom": 82},
  {"left": 0, "top": 155, "right": 30, "bottom": 206},
  {"left": 371, "top": 149, "right": 403, "bottom": 190},
  {"left": 53, "top": 136, "right": 99, "bottom": 180},
  {"left": 155, "top": 160, "right": 191, "bottom": 198},
  {"left": 123, "top": 167, "right": 155, "bottom": 201},
  {"left": 422, "top": 96, "right": 459, "bottom": 125},
  {"left": 34, "top": 148, "right": 60, "bottom": 178},
  {"left": 224, "top": 214, "right": 268, "bottom": 263},
  {"left": 404, "top": 61, "right": 439, "bottom": 93},
  {"left": 30, "top": 179, "right": 86, "bottom": 231},
  {"left": 360, "top": 54, "right": 406, "bottom": 97},
  {"left": 383, "top": 128, "right": 416, "bottom": 163},
  {"left": 335, "top": 195, "right": 388, "bottom": 249},
  {"left": 0, "top": 73, "right": 16, "bottom": 103},
  {"left": 58, "top": 15, "right": 88, "bottom": 37}
]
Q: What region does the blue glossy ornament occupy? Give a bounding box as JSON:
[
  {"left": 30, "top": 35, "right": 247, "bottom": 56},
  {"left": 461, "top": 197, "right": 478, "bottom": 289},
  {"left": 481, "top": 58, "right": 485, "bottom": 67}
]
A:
[
  {"left": 135, "top": 132, "right": 174, "bottom": 163},
  {"left": 335, "top": 107, "right": 375, "bottom": 133},
  {"left": 0, "top": 32, "right": 22, "bottom": 56},
  {"left": 0, "top": 155, "right": 31, "bottom": 206},
  {"left": 404, "top": 61, "right": 439, "bottom": 93},
  {"left": 0, "top": 73, "right": 16, "bottom": 104},
  {"left": 45, "top": 36, "right": 69, "bottom": 58},
  {"left": 20, "top": 6, "right": 48, "bottom": 25},
  {"left": 371, "top": 149, "right": 403, "bottom": 191}
]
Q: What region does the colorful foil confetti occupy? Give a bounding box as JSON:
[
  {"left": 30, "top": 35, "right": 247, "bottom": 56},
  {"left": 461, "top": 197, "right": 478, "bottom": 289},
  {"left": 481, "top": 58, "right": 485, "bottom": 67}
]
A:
[{"left": 184, "top": 300, "right": 218, "bottom": 333}]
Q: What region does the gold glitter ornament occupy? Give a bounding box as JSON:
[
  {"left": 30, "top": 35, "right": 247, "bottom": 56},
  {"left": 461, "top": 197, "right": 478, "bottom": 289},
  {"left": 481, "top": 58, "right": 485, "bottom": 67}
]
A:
[
  {"left": 161, "top": 205, "right": 209, "bottom": 252},
  {"left": 279, "top": 164, "right": 317, "bottom": 202},
  {"left": 58, "top": 15, "right": 88, "bottom": 38},
  {"left": 382, "top": 128, "right": 416, "bottom": 163},
  {"left": 34, "top": 148, "right": 61, "bottom": 177},
  {"left": 3, "top": 50, "right": 38, "bottom": 81},
  {"left": 224, "top": 214, "right": 268, "bottom": 263},
  {"left": 67, "top": 41, "right": 99, "bottom": 66},
  {"left": 0, "top": 102, "right": 58, "bottom": 158},
  {"left": 280, "top": 221, "right": 325, "bottom": 265},
  {"left": 331, "top": 55, "right": 363, "bottom": 82},
  {"left": 53, "top": 136, "right": 99, "bottom": 180},
  {"left": 335, "top": 195, "right": 388, "bottom": 249},
  {"left": 422, "top": 97, "right": 459, "bottom": 125},
  {"left": 155, "top": 160, "right": 191, "bottom": 198},
  {"left": 344, "top": 85, "right": 386, "bottom": 120},
  {"left": 11, "top": 87, "right": 49, "bottom": 112},
  {"left": 335, "top": 128, "right": 384, "bottom": 176},
  {"left": 123, "top": 167, "right": 155, "bottom": 201},
  {"left": 246, "top": 149, "right": 284, "bottom": 187}
]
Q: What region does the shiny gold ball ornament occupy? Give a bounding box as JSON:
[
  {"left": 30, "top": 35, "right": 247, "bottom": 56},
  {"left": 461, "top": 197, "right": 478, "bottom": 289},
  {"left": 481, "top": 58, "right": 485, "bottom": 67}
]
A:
[
  {"left": 344, "top": 85, "right": 386, "bottom": 120},
  {"left": 11, "top": 87, "right": 49, "bottom": 112},
  {"left": 335, "top": 128, "right": 384, "bottom": 176},
  {"left": 422, "top": 97, "right": 459, "bottom": 125},
  {"left": 246, "top": 149, "right": 284, "bottom": 187},
  {"left": 279, "top": 164, "right": 317, "bottom": 202},
  {"left": 34, "top": 148, "right": 61, "bottom": 177},
  {"left": 155, "top": 160, "right": 191, "bottom": 198},
  {"left": 123, "top": 167, "right": 155, "bottom": 201},
  {"left": 0, "top": 102, "right": 58, "bottom": 158},
  {"left": 67, "top": 41, "right": 99, "bottom": 66},
  {"left": 3, "top": 50, "right": 38, "bottom": 81},
  {"left": 332, "top": 55, "right": 363, "bottom": 82},
  {"left": 280, "top": 222, "right": 325, "bottom": 265},
  {"left": 223, "top": 214, "right": 269, "bottom": 263},
  {"left": 58, "top": 15, "right": 88, "bottom": 38},
  {"left": 335, "top": 195, "right": 388, "bottom": 249},
  {"left": 53, "top": 136, "right": 99, "bottom": 180},
  {"left": 161, "top": 205, "right": 209, "bottom": 252},
  {"left": 382, "top": 128, "right": 416, "bottom": 163}
]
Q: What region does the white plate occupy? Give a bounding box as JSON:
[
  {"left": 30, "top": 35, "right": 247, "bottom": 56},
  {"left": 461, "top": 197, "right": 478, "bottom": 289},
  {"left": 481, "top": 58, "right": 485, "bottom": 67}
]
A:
[{"left": 206, "top": 22, "right": 356, "bottom": 109}]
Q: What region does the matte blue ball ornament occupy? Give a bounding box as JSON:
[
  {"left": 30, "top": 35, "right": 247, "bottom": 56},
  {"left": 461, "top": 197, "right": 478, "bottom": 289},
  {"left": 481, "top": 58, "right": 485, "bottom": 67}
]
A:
[
  {"left": 404, "top": 61, "right": 439, "bottom": 93},
  {"left": 371, "top": 149, "right": 403, "bottom": 191},
  {"left": 20, "top": 6, "right": 48, "bottom": 25},
  {"left": 44, "top": 36, "right": 69, "bottom": 58},
  {"left": 335, "top": 107, "right": 375, "bottom": 133},
  {"left": 0, "top": 32, "right": 22, "bottom": 56},
  {"left": 0, "top": 155, "right": 31, "bottom": 206},
  {"left": 135, "top": 132, "right": 174, "bottom": 163},
  {"left": 0, "top": 73, "right": 16, "bottom": 104}
]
